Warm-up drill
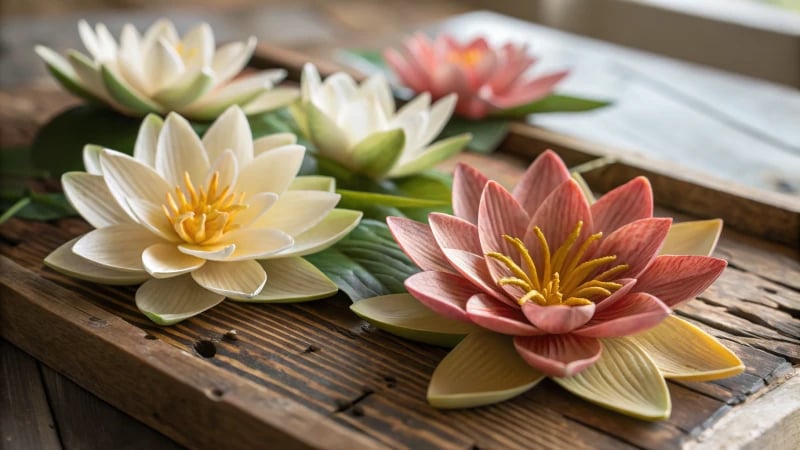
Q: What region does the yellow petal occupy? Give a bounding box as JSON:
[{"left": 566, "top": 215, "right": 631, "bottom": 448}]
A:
[
  {"left": 660, "top": 219, "right": 722, "bottom": 257},
  {"left": 350, "top": 294, "right": 479, "bottom": 347},
  {"left": 428, "top": 331, "right": 545, "bottom": 409},
  {"left": 630, "top": 315, "right": 744, "bottom": 381},
  {"left": 554, "top": 337, "right": 671, "bottom": 421}
]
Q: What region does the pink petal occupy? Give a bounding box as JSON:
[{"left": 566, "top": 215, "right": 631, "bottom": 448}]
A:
[
  {"left": 633, "top": 255, "right": 727, "bottom": 308},
  {"left": 431, "top": 63, "right": 470, "bottom": 100},
  {"left": 466, "top": 293, "right": 544, "bottom": 336},
  {"left": 589, "top": 217, "right": 672, "bottom": 279},
  {"left": 512, "top": 150, "right": 571, "bottom": 217},
  {"left": 514, "top": 334, "right": 602, "bottom": 377},
  {"left": 574, "top": 292, "right": 670, "bottom": 338},
  {"left": 452, "top": 162, "right": 489, "bottom": 224},
  {"left": 478, "top": 181, "right": 531, "bottom": 292},
  {"left": 442, "top": 248, "right": 511, "bottom": 305},
  {"left": 387, "top": 216, "right": 454, "bottom": 274},
  {"left": 520, "top": 302, "right": 595, "bottom": 334},
  {"left": 491, "top": 70, "right": 569, "bottom": 109},
  {"left": 429, "top": 212, "right": 482, "bottom": 254},
  {"left": 465, "top": 36, "right": 490, "bottom": 53},
  {"left": 525, "top": 179, "right": 593, "bottom": 267},
  {"left": 384, "top": 48, "right": 428, "bottom": 93},
  {"left": 408, "top": 32, "right": 436, "bottom": 67},
  {"left": 405, "top": 271, "right": 482, "bottom": 322},
  {"left": 488, "top": 51, "right": 535, "bottom": 94},
  {"left": 455, "top": 96, "right": 491, "bottom": 119},
  {"left": 467, "top": 49, "right": 496, "bottom": 89},
  {"left": 591, "top": 176, "right": 653, "bottom": 235}
]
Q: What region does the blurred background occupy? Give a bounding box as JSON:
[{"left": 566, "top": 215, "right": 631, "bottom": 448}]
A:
[{"left": 1, "top": 0, "right": 799, "bottom": 194}]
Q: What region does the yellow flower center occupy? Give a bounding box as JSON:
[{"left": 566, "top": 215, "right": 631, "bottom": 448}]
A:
[
  {"left": 487, "top": 221, "right": 628, "bottom": 307},
  {"left": 174, "top": 42, "right": 198, "bottom": 60},
  {"left": 162, "top": 171, "right": 247, "bottom": 245},
  {"left": 447, "top": 48, "right": 483, "bottom": 68}
]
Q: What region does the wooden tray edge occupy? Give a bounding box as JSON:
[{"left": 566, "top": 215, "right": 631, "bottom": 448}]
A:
[{"left": 0, "top": 256, "right": 383, "bottom": 450}]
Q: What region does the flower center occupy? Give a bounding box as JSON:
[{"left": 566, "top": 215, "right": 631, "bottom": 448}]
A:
[
  {"left": 162, "top": 171, "right": 247, "bottom": 245},
  {"left": 174, "top": 42, "right": 198, "bottom": 60},
  {"left": 487, "top": 221, "right": 628, "bottom": 307},
  {"left": 447, "top": 48, "right": 483, "bottom": 68}
]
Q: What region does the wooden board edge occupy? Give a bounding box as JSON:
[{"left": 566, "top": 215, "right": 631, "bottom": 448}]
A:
[
  {"left": 686, "top": 369, "right": 800, "bottom": 450},
  {"left": 0, "top": 256, "right": 384, "bottom": 450},
  {"left": 251, "top": 43, "right": 799, "bottom": 248}
]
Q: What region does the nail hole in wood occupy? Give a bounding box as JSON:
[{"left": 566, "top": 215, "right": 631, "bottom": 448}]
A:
[
  {"left": 383, "top": 375, "right": 397, "bottom": 388},
  {"left": 194, "top": 340, "right": 217, "bottom": 358},
  {"left": 303, "top": 344, "right": 320, "bottom": 353},
  {"left": 144, "top": 334, "right": 157, "bottom": 340}
]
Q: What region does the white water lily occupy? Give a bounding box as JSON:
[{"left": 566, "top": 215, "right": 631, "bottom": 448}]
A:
[
  {"left": 35, "top": 19, "right": 298, "bottom": 120},
  {"left": 292, "top": 63, "right": 470, "bottom": 179},
  {"left": 45, "top": 106, "right": 362, "bottom": 325}
]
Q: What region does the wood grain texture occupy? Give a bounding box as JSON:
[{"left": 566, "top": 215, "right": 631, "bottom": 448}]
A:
[
  {"left": 39, "top": 364, "right": 184, "bottom": 450},
  {"left": 0, "top": 341, "right": 61, "bottom": 450}
]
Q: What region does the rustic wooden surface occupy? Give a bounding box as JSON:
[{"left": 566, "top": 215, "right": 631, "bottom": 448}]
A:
[
  {"left": 1, "top": 6, "right": 799, "bottom": 449},
  {"left": 2, "top": 88, "right": 799, "bottom": 449}
]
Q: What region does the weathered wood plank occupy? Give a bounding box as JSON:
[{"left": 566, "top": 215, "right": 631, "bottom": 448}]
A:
[
  {"left": 0, "top": 340, "right": 62, "bottom": 450},
  {"left": 39, "top": 364, "right": 183, "bottom": 450},
  {"left": 0, "top": 256, "right": 383, "bottom": 450}
]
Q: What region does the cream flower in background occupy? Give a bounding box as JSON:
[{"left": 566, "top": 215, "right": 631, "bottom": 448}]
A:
[
  {"left": 35, "top": 19, "right": 298, "bottom": 120},
  {"left": 292, "top": 63, "right": 470, "bottom": 179},
  {"left": 45, "top": 106, "right": 362, "bottom": 324}
]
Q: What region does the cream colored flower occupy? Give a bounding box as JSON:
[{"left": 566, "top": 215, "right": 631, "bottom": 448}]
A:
[
  {"left": 45, "top": 106, "right": 361, "bottom": 324},
  {"left": 292, "top": 63, "right": 470, "bottom": 179},
  {"left": 36, "top": 19, "right": 298, "bottom": 120}
]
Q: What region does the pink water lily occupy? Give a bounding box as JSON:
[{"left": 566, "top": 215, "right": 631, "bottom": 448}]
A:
[
  {"left": 385, "top": 33, "right": 568, "bottom": 119},
  {"left": 352, "top": 150, "right": 743, "bottom": 419}
]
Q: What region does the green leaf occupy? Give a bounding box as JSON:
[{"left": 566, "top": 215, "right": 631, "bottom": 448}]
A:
[
  {"left": 337, "top": 189, "right": 448, "bottom": 209},
  {"left": 339, "top": 49, "right": 389, "bottom": 71},
  {"left": 351, "top": 293, "right": 479, "bottom": 347},
  {"left": 439, "top": 117, "right": 508, "bottom": 154},
  {"left": 389, "top": 133, "right": 470, "bottom": 177},
  {"left": 491, "top": 94, "right": 611, "bottom": 118},
  {"left": 350, "top": 129, "right": 405, "bottom": 178},
  {"left": 305, "top": 219, "right": 419, "bottom": 301},
  {"left": 0, "top": 192, "right": 76, "bottom": 222},
  {"left": 554, "top": 337, "right": 671, "bottom": 421},
  {"left": 31, "top": 105, "right": 142, "bottom": 177},
  {"left": 428, "top": 331, "right": 545, "bottom": 408},
  {"left": 393, "top": 171, "right": 453, "bottom": 202}
]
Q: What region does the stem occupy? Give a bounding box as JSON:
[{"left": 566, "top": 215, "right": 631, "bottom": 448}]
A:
[{"left": 0, "top": 197, "right": 31, "bottom": 224}]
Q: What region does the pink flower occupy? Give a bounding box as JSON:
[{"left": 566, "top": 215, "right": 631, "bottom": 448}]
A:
[
  {"left": 387, "top": 151, "right": 728, "bottom": 378},
  {"left": 384, "top": 34, "right": 569, "bottom": 119}
]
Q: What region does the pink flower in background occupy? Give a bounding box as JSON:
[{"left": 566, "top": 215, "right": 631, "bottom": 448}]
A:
[{"left": 385, "top": 34, "right": 569, "bottom": 119}]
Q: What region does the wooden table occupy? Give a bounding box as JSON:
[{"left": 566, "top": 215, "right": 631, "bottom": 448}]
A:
[{"left": 2, "top": 6, "right": 799, "bottom": 450}]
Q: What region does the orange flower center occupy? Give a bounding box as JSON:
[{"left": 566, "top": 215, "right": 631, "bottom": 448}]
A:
[
  {"left": 446, "top": 48, "right": 483, "bottom": 68},
  {"left": 162, "top": 171, "right": 247, "bottom": 245},
  {"left": 487, "top": 221, "right": 628, "bottom": 307}
]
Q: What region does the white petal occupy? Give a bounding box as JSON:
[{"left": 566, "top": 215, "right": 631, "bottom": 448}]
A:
[
  {"left": 100, "top": 149, "right": 170, "bottom": 208},
  {"left": 144, "top": 38, "right": 185, "bottom": 94},
  {"left": 241, "top": 87, "right": 299, "bottom": 115},
  {"left": 45, "top": 237, "right": 149, "bottom": 285},
  {"left": 155, "top": 112, "right": 209, "bottom": 187},
  {"left": 395, "top": 92, "right": 431, "bottom": 121},
  {"left": 142, "top": 18, "right": 179, "bottom": 54},
  {"left": 202, "top": 106, "right": 253, "bottom": 166},
  {"left": 234, "top": 192, "right": 278, "bottom": 228},
  {"left": 73, "top": 224, "right": 164, "bottom": 271},
  {"left": 236, "top": 145, "right": 305, "bottom": 195},
  {"left": 35, "top": 45, "right": 97, "bottom": 101},
  {"left": 77, "top": 20, "right": 101, "bottom": 60},
  {"left": 180, "top": 23, "right": 214, "bottom": 72},
  {"left": 228, "top": 257, "right": 337, "bottom": 303},
  {"left": 178, "top": 243, "right": 235, "bottom": 261},
  {"left": 362, "top": 73, "right": 395, "bottom": 116},
  {"left": 136, "top": 275, "right": 224, "bottom": 325},
  {"left": 182, "top": 72, "right": 274, "bottom": 121},
  {"left": 191, "top": 259, "right": 266, "bottom": 298},
  {"left": 206, "top": 149, "right": 238, "bottom": 191},
  {"left": 153, "top": 68, "right": 216, "bottom": 109},
  {"left": 142, "top": 243, "right": 205, "bottom": 278},
  {"left": 82, "top": 145, "right": 103, "bottom": 175},
  {"left": 117, "top": 24, "right": 148, "bottom": 94},
  {"left": 211, "top": 36, "right": 256, "bottom": 84},
  {"left": 125, "top": 197, "right": 180, "bottom": 242},
  {"left": 100, "top": 64, "right": 161, "bottom": 114},
  {"left": 253, "top": 132, "right": 297, "bottom": 156},
  {"left": 219, "top": 228, "right": 294, "bottom": 261},
  {"left": 301, "top": 63, "right": 322, "bottom": 102},
  {"left": 133, "top": 114, "right": 164, "bottom": 168},
  {"left": 422, "top": 94, "right": 457, "bottom": 145},
  {"left": 62, "top": 172, "right": 134, "bottom": 228},
  {"left": 67, "top": 50, "right": 116, "bottom": 104},
  {"left": 273, "top": 209, "right": 362, "bottom": 258},
  {"left": 94, "top": 24, "right": 119, "bottom": 61},
  {"left": 253, "top": 190, "right": 340, "bottom": 237}
]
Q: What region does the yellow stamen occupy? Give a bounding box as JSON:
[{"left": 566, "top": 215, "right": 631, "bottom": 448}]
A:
[
  {"left": 447, "top": 48, "right": 483, "bottom": 67},
  {"left": 162, "top": 171, "right": 248, "bottom": 245},
  {"left": 487, "top": 221, "right": 628, "bottom": 308}
]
